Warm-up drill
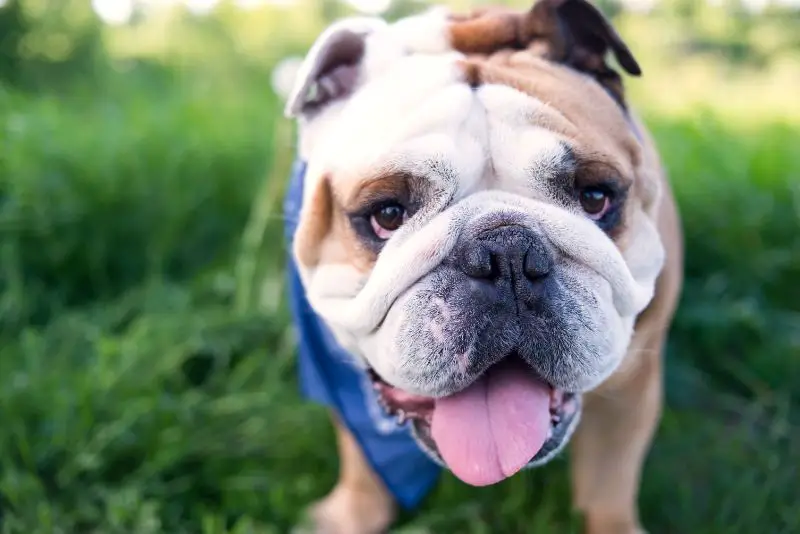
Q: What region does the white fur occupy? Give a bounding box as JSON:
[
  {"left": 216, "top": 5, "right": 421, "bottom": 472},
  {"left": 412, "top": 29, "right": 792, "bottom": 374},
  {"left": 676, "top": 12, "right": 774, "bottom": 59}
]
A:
[
  {"left": 383, "top": 6, "right": 453, "bottom": 54},
  {"left": 477, "top": 84, "right": 571, "bottom": 199}
]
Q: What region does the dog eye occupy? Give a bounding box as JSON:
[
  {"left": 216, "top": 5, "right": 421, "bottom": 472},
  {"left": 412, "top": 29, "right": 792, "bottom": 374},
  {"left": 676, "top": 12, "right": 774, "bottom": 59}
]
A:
[
  {"left": 370, "top": 204, "right": 406, "bottom": 240},
  {"left": 579, "top": 187, "right": 612, "bottom": 220}
]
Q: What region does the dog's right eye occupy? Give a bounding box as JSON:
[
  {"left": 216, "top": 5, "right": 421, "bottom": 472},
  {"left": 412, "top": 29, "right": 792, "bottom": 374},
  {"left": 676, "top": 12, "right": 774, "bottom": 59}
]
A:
[{"left": 370, "top": 204, "right": 407, "bottom": 240}]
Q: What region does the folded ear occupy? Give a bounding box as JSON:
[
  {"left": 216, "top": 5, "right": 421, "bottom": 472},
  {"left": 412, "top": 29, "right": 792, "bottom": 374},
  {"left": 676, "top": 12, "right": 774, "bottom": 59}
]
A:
[
  {"left": 284, "top": 17, "right": 387, "bottom": 119},
  {"left": 530, "top": 0, "right": 640, "bottom": 76},
  {"left": 450, "top": 0, "right": 640, "bottom": 107},
  {"left": 533, "top": 0, "right": 640, "bottom": 106}
]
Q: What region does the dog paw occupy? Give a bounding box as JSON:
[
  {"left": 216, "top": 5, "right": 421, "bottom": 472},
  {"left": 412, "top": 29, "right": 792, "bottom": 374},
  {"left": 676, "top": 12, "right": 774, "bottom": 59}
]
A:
[{"left": 291, "top": 487, "right": 396, "bottom": 534}]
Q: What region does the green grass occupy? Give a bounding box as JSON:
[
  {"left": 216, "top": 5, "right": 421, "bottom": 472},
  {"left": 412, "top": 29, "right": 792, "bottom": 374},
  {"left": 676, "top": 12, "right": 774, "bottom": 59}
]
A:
[{"left": 1, "top": 46, "right": 799, "bottom": 534}]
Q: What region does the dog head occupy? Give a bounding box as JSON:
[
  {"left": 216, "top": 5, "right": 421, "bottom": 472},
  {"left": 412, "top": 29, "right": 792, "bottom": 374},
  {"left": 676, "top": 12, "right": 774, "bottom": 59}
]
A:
[{"left": 284, "top": 0, "right": 665, "bottom": 486}]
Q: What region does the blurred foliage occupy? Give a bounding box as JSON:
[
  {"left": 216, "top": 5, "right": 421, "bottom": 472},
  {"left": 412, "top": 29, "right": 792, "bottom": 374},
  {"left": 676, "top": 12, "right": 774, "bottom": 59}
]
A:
[
  {"left": 0, "top": 0, "right": 106, "bottom": 88},
  {"left": 0, "top": 1, "right": 26, "bottom": 85},
  {"left": 0, "top": 0, "right": 798, "bottom": 533}
]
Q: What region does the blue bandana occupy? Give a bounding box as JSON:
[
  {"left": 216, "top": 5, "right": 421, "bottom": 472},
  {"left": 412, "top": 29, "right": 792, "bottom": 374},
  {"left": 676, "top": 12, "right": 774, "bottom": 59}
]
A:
[{"left": 283, "top": 160, "right": 441, "bottom": 510}]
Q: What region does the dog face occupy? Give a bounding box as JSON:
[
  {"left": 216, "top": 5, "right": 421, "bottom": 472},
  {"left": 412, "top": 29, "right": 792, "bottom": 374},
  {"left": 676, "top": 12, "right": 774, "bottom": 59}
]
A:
[{"left": 285, "top": 0, "right": 666, "bottom": 486}]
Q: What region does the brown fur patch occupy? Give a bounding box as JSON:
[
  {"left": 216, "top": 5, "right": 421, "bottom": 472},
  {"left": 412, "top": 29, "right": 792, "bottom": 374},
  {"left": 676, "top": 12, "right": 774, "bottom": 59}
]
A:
[
  {"left": 449, "top": 7, "right": 532, "bottom": 55},
  {"left": 341, "top": 172, "right": 412, "bottom": 215},
  {"left": 458, "top": 60, "right": 482, "bottom": 88},
  {"left": 293, "top": 173, "right": 381, "bottom": 274},
  {"left": 294, "top": 174, "right": 334, "bottom": 268},
  {"left": 447, "top": 1, "right": 641, "bottom": 107}
]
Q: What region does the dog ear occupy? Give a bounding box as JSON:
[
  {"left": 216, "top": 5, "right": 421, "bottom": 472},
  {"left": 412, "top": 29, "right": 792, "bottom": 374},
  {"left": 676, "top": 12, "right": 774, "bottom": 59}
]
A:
[
  {"left": 450, "top": 0, "right": 640, "bottom": 106},
  {"left": 530, "top": 0, "right": 640, "bottom": 105},
  {"left": 530, "top": 0, "right": 640, "bottom": 76},
  {"left": 284, "top": 17, "right": 387, "bottom": 119}
]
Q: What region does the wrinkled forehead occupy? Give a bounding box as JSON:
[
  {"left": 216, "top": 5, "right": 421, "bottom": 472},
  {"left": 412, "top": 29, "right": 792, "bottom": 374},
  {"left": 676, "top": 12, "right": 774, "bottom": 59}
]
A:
[
  {"left": 316, "top": 59, "right": 566, "bottom": 191},
  {"left": 306, "top": 11, "right": 640, "bottom": 196}
]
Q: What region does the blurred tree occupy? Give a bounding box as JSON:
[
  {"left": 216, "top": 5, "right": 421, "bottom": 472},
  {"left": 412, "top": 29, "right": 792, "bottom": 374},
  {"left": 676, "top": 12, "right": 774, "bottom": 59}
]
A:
[
  {"left": 320, "top": 0, "right": 350, "bottom": 23},
  {"left": 594, "top": 0, "right": 623, "bottom": 19},
  {"left": 385, "top": 0, "right": 426, "bottom": 20},
  {"left": 660, "top": 0, "right": 769, "bottom": 69},
  {"left": 673, "top": 0, "right": 700, "bottom": 22},
  {"left": 0, "top": 0, "right": 106, "bottom": 89},
  {"left": 0, "top": 0, "right": 28, "bottom": 86}
]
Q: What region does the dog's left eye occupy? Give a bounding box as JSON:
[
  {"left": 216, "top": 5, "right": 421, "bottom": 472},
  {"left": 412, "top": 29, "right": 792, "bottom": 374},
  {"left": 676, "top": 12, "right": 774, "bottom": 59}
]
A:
[
  {"left": 579, "top": 187, "right": 612, "bottom": 220},
  {"left": 370, "top": 204, "right": 407, "bottom": 240}
]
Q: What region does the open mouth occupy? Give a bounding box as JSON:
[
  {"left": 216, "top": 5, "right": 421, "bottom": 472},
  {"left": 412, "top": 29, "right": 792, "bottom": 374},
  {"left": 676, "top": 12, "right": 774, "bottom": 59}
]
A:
[{"left": 368, "top": 355, "right": 582, "bottom": 486}]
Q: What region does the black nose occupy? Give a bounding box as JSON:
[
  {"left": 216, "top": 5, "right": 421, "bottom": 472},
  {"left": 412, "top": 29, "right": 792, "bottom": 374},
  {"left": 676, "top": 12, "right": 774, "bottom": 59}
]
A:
[{"left": 458, "top": 225, "right": 552, "bottom": 288}]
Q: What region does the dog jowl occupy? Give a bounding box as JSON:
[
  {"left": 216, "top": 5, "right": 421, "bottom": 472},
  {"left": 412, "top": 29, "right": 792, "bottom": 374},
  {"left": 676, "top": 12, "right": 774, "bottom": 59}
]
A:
[{"left": 283, "top": 1, "right": 683, "bottom": 532}]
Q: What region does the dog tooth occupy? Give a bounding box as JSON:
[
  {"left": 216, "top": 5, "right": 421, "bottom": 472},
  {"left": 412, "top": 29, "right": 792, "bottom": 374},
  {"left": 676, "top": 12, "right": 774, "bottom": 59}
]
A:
[
  {"left": 376, "top": 398, "right": 391, "bottom": 415},
  {"left": 396, "top": 410, "right": 407, "bottom": 424},
  {"left": 549, "top": 389, "right": 564, "bottom": 409}
]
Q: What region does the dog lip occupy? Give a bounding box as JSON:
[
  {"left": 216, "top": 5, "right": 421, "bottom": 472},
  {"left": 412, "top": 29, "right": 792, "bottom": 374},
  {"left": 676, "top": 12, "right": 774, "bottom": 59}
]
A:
[
  {"left": 368, "top": 368, "right": 436, "bottom": 423},
  {"left": 366, "top": 358, "right": 578, "bottom": 425},
  {"left": 365, "top": 356, "right": 582, "bottom": 474},
  {"left": 368, "top": 352, "right": 574, "bottom": 399}
]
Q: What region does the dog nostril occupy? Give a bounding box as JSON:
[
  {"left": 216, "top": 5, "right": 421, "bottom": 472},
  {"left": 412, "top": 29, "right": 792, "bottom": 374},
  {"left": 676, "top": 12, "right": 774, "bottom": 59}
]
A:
[
  {"left": 462, "top": 244, "right": 495, "bottom": 279},
  {"left": 524, "top": 249, "right": 552, "bottom": 281}
]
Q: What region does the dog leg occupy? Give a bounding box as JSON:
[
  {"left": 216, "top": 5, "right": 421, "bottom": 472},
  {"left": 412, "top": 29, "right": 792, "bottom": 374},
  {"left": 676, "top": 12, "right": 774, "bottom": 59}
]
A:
[
  {"left": 302, "top": 411, "right": 396, "bottom": 534},
  {"left": 570, "top": 338, "right": 664, "bottom": 534}
]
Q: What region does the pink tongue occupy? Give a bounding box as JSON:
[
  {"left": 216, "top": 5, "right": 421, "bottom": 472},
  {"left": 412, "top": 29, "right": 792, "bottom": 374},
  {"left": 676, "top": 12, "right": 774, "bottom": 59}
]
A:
[{"left": 431, "top": 360, "right": 551, "bottom": 486}]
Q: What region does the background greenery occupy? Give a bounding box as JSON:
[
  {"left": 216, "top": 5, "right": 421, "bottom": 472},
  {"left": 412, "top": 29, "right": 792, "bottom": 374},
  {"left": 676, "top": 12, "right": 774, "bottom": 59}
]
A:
[{"left": 0, "top": 0, "right": 797, "bottom": 532}]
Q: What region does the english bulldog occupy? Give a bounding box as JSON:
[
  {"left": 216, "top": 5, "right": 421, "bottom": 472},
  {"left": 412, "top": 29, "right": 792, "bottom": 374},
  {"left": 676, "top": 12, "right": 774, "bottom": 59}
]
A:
[{"left": 281, "top": 1, "right": 683, "bottom": 532}]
